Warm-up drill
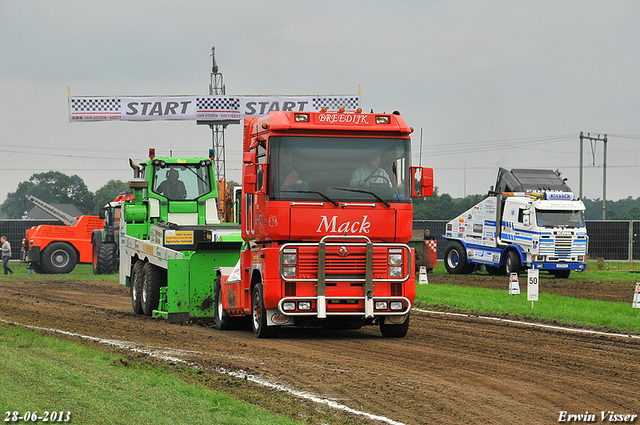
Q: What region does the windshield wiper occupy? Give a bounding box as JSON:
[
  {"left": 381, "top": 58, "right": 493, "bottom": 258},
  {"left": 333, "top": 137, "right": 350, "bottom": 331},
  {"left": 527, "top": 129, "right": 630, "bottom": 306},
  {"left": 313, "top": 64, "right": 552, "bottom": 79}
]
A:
[
  {"left": 332, "top": 187, "right": 390, "bottom": 208},
  {"left": 183, "top": 166, "right": 208, "bottom": 186},
  {"left": 281, "top": 190, "right": 339, "bottom": 207}
]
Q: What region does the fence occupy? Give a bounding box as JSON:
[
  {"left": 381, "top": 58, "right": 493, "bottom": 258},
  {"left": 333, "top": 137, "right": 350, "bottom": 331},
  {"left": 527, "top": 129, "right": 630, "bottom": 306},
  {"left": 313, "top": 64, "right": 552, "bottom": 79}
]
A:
[
  {"left": 413, "top": 220, "right": 640, "bottom": 262},
  {"left": 2, "top": 219, "right": 638, "bottom": 262},
  {"left": 0, "top": 220, "right": 64, "bottom": 260}
]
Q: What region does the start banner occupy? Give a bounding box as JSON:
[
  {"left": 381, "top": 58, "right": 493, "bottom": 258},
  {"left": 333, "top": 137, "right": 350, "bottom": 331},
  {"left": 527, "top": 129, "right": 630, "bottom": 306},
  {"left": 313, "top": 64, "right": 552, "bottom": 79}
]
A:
[{"left": 68, "top": 95, "right": 360, "bottom": 122}]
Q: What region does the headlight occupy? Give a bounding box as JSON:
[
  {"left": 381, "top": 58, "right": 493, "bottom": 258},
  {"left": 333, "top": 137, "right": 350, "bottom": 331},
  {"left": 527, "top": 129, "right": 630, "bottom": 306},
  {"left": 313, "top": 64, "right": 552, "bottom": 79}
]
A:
[
  {"left": 283, "top": 248, "right": 297, "bottom": 265},
  {"left": 388, "top": 254, "right": 402, "bottom": 265},
  {"left": 375, "top": 301, "right": 388, "bottom": 310},
  {"left": 282, "top": 266, "right": 296, "bottom": 278},
  {"left": 298, "top": 301, "right": 311, "bottom": 310},
  {"left": 282, "top": 302, "right": 296, "bottom": 311},
  {"left": 283, "top": 254, "right": 297, "bottom": 265},
  {"left": 389, "top": 266, "right": 402, "bottom": 277},
  {"left": 389, "top": 301, "right": 403, "bottom": 311}
]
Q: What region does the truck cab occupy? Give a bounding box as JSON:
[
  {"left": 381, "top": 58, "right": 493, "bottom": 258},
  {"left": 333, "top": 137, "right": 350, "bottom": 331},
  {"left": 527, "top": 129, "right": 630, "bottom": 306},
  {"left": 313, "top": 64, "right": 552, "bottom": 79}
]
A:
[
  {"left": 223, "top": 110, "right": 433, "bottom": 337},
  {"left": 499, "top": 192, "right": 587, "bottom": 277}
]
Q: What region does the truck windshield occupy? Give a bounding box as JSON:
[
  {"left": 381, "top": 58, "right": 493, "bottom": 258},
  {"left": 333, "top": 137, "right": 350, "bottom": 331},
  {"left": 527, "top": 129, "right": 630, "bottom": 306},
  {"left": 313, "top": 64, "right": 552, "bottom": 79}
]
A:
[
  {"left": 535, "top": 209, "right": 585, "bottom": 228},
  {"left": 268, "top": 136, "right": 411, "bottom": 204},
  {"left": 151, "top": 164, "right": 212, "bottom": 200}
]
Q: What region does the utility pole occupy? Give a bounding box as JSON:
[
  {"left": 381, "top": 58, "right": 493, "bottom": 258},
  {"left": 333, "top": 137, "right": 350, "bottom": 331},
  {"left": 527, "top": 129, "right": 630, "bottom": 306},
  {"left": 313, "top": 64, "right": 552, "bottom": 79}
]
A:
[
  {"left": 195, "top": 47, "right": 240, "bottom": 222},
  {"left": 208, "top": 46, "right": 227, "bottom": 184},
  {"left": 579, "top": 132, "right": 608, "bottom": 220}
]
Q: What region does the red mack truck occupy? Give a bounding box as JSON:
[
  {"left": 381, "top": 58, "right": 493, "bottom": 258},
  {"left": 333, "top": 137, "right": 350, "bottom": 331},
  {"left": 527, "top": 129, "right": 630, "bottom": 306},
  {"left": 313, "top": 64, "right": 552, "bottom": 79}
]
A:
[{"left": 216, "top": 109, "right": 433, "bottom": 338}]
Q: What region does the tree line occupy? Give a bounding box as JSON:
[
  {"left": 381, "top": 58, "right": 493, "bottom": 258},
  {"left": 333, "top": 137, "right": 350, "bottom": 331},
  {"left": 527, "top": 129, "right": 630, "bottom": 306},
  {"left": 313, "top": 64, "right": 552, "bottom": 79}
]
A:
[
  {"left": 2, "top": 171, "right": 640, "bottom": 221},
  {"left": 413, "top": 188, "right": 640, "bottom": 221},
  {"left": 0, "top": 171, "right": 129, "bottom": 219}
]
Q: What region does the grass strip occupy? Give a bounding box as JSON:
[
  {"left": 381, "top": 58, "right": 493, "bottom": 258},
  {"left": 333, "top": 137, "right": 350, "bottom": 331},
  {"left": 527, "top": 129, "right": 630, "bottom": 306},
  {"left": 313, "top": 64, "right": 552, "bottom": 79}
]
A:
[
  {"left": 0, "top": 324, "right": 300, "bottom": 425},
  {"left": 415, "top": 283, "right": 640, "bottom": 335}
]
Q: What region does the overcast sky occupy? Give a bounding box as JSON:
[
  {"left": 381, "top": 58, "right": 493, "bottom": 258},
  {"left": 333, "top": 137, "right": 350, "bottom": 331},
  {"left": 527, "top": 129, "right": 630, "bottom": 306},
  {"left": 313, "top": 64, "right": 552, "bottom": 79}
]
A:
[{"left": 1, "top": 0, "right": 639, "bottom": 209}]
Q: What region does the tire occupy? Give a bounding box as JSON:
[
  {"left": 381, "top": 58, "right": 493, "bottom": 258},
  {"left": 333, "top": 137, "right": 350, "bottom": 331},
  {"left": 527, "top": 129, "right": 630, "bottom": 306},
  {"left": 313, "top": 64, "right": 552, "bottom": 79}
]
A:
[
  {"left": 97, "top": 243, "right": 118, "bottom": 274},
  {"left": 31, "top": 263, "right": 44, "bottom": 274},
  {"left": 92, "top": 239, "right": 100, "bottom": 275},
  {"left": 551, "top": 270, "right": 571, "bottom": 279},
  {"left": 380, "top": 313, "right": 410, "bottom": 338},
  {"left": 141, "top": 262, "right": 165, "bottom": 317},
  {"left": 486, "top": 265, "right": 503, "bottom": 276},
  {"left": 213, "top": 277, "right": 234, "bottom": 330},
  {"left": 91, "top": 230, "right": 102, "bottom": 275},
  {"left": 444, "top": 242, "right": 473, "bottom": 274},
  {"left": 41, "top": 242, "right": 77, "bottom": 274},
  {"left": 251, "top": 282, "right": 279, "bottom": 338},
  {"left": 504, "top": 251, "right": 522, "bottom": 275},
  {"left": 130, "top": 260, "right": 145, "bottom": 315}
]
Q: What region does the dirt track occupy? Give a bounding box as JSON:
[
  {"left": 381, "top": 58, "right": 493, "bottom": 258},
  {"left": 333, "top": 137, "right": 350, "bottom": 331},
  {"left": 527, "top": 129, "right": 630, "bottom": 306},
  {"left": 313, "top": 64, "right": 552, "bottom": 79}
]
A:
[{"left": 1, "top": 274, "right": 639, "bottom": 425}]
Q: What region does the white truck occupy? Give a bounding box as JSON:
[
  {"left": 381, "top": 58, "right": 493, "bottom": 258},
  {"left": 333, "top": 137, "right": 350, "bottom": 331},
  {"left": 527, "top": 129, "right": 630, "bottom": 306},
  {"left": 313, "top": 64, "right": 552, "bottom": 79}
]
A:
[{"left": 443, "top": 168, "right": 588, "bottom": 278}]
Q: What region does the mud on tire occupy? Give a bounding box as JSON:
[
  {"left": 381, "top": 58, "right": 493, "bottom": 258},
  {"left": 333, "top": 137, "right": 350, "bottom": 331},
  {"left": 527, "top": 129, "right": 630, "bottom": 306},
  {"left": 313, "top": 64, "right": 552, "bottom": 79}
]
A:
[
  {"left": 141, "top": 262, "right": 166, "bottom": 317},
  {"left": 380, "top": 313, "right": 410, "bottom": 338},
  {"left": 251, "top": 282, "right": 279, "bottom": 338},
  {"left": 130, "top": 260, "right": 145, "bottom": 315},
  {"left": 97, "top": 243, "right": 118, "bottom": 275}
]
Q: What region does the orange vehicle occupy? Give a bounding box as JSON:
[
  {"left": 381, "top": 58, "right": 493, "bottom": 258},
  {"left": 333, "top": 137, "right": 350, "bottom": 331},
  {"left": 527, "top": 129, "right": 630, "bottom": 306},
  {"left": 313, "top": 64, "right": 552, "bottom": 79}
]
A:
[{"left": 22, "top": 195, "right": 103, "bottom": 274}]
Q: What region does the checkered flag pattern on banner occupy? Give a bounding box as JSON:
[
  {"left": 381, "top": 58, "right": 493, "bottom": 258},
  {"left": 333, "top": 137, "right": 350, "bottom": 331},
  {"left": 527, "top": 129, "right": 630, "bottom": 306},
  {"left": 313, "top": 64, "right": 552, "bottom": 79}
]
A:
[
  {"left": 426, "top": 240, "right": 437, "bottom": 253},
  {"left": 70, "top": 98, "right": 121, "bottom": 112},
  {"left": 196, "top": 97, "right": 240, "bottom": 111},
  {"left": 312, "top": 97, "right": 359, "bottom": 111}
]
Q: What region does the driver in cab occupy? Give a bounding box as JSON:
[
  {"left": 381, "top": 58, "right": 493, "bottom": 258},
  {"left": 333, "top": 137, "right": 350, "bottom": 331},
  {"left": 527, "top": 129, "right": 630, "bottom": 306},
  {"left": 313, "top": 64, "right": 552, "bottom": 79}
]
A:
[
  {"left": 157, "top": 169, "right": 187, "bottom": 199},
  {"left": 350, "top": 154, "right": 391, "bottom": 187}
]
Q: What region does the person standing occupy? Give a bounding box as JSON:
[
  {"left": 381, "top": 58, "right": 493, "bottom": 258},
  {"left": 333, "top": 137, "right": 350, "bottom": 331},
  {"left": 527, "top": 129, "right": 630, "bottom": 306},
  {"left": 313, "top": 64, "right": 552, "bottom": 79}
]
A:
[{"left": 1, "top": 236, "right": 14, "bottom": 275}]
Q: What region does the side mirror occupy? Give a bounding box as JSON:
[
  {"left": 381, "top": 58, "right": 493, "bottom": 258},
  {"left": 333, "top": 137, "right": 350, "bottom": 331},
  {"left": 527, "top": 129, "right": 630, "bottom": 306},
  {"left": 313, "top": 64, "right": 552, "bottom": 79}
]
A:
[
  {"left": 410, "top": 167, "right": 434, "bottom": 198},
  {"left": 243, "top": 151, "right": 256, "bottom": 164},
  {"left": 244, "top": 164, "right": 257, "bottom": 194}
]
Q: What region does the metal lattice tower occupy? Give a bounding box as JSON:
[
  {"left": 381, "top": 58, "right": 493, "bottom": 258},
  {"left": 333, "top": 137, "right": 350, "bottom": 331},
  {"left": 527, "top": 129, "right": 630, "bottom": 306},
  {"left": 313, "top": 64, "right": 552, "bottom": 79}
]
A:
[{"left": 209, "top": 46, "right": 226, "bottom": 183}]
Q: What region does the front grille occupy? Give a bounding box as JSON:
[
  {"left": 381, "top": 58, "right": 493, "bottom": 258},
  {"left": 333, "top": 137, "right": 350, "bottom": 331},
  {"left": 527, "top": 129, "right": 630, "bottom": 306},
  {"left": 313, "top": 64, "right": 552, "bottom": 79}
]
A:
[
  {"left": 297, "top": 247, "right": 387, "bottom": 277},
  {"left": 555, "top": 235, "right": 573, "bottom": 258}
]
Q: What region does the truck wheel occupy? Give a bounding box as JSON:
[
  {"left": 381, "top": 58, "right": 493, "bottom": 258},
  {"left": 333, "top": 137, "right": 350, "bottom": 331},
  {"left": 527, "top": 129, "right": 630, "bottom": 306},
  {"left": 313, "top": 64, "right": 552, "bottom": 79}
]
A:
[
  {"left": 551, "top": 270, "right": 571, "bottom": 279},
  {"left": 31, "top": 263, "right": 44, "bottom": 274},
  {"left": 380, "top": 313, "right": 410, "bottom": 338},
  {"left": 505, "top": 251, "right": 522, "bottom": 275},
  {"left": 486, "top": 265, "right": 503, "bottom": 276},
  {"left": 41, "top": 242, "right": 77, "bottom": 274},
  {"left": 97, "top": 243, "right": 117, "bottom": 274},
  {"left": 213, "top": 278, "right": 234, "bottom": 330},
  {"left": 444, "top": 242, "right": 472, "bottom": 274},
  {"left": 92, "top": 240, "right": 100, "bottom": 275},
  {"left": 251, "top": 282, "right": 279, "bottom": 338},
  {"left": 141, "top": 262, "right": 164, "bottom": 317},
  {"left": 91, "top": 230, "right": 103, "bottom": 275},
  {"left": 130, "top": 260, "right": 145, "bottom": 315}
]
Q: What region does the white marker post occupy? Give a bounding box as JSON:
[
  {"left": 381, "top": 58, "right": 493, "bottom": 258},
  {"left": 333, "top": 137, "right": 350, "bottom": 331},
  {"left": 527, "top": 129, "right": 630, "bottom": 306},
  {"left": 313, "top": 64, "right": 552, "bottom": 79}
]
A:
[
  {"left": 528, "top": 269, "right": 539, "bottom": 308},
  {"left": 509, "top": 273, "right": 520, "bottom": 295},
  {"left": 633, "top": 283, "right": 640, "bottom": 309},
  {"left": 418, "top": 266, "right": 428, "bottom": 284}
]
